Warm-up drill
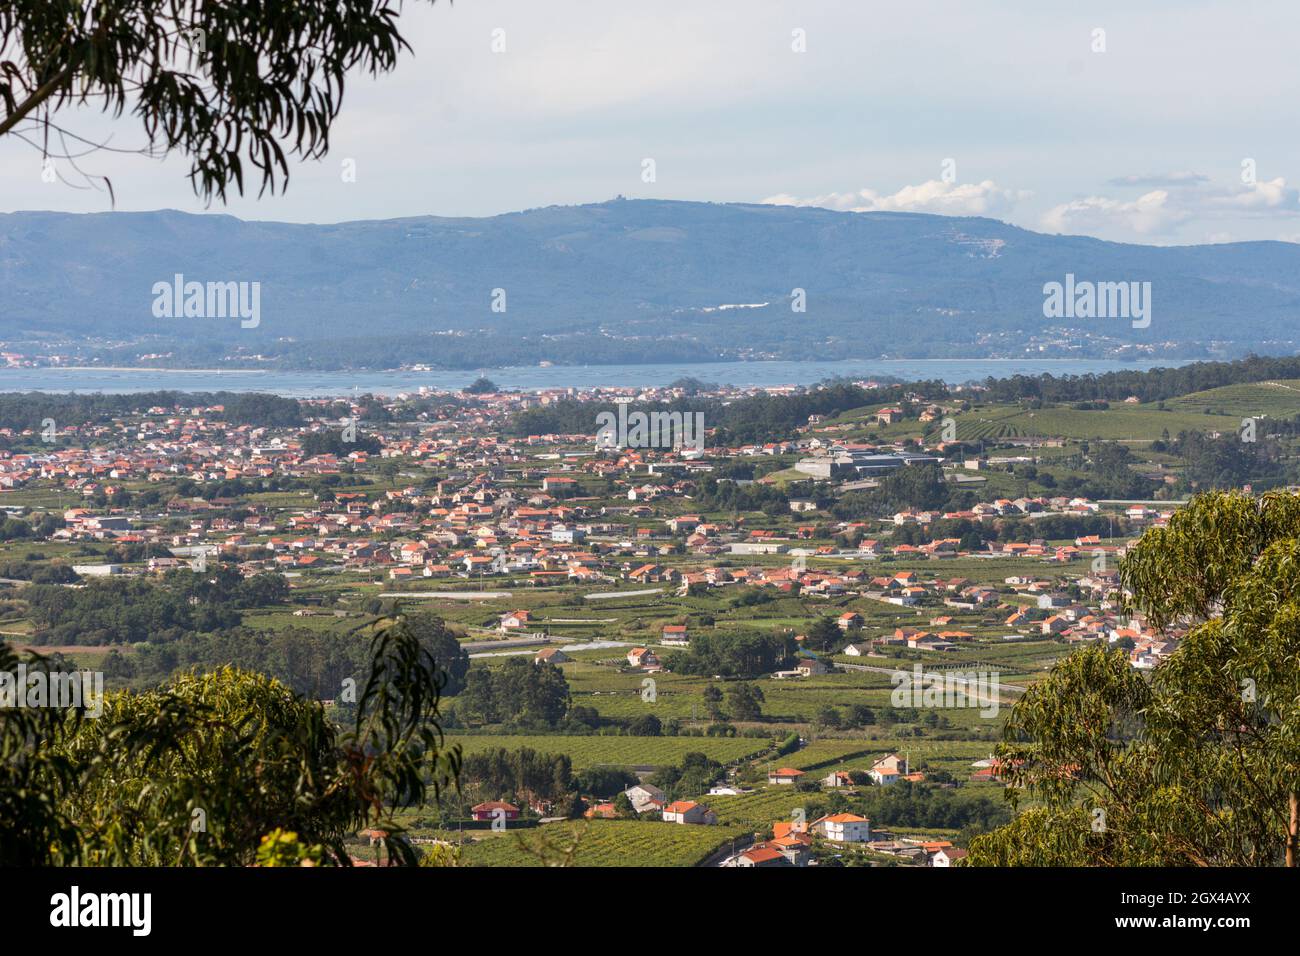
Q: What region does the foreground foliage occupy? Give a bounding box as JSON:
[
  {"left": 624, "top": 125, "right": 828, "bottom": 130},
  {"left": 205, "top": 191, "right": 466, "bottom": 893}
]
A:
[
  {"left": 969, "top": 491, "right": 1300, "bottom": 866},
  {"left": 0, "top": 613, "right": 460, "bottom": 865}
]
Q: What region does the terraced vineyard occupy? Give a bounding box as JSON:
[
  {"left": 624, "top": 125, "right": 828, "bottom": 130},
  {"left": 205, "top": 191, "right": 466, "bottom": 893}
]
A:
[
  {"left": 778, "top": 738, "right": 877, "bottom": 770},
  {"left": 706, "top": 787, "right": 812, "bottom": 830},
  {"left": 955, "top": 416, "right": 1031, "bottom": 441},
  {"left": 1168, "top": 379, "right": 1300, "bottom": 418},
  {"left": 457, "top": 819, "right": 750, "bottom": 867}
]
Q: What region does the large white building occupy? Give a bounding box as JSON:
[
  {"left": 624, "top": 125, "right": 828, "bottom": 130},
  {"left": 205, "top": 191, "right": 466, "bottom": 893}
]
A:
[{"left": 816, "top": 813, "right": 871, "bottom": 843}]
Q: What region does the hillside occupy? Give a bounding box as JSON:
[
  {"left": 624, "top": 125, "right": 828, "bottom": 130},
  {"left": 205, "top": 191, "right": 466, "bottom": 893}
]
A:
[{"left": 3, "top": 199, "right": 1300, "bottom": 368}]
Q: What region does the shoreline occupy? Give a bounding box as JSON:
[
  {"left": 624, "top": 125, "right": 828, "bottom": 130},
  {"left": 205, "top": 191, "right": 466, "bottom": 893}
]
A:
[{"left": 11, "top": 356, "right": 1190, "bottom": 375}]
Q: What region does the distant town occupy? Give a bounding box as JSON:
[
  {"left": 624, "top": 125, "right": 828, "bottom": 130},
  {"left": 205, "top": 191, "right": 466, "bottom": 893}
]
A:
[{"left": 1, "top": 359, "right": 1294, "bottom": 866}]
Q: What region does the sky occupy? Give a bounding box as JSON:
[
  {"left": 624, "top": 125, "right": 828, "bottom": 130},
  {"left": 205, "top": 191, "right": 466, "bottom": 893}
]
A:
[{"left": 2, "top": 0, "right": 1299, "bottom": 245}]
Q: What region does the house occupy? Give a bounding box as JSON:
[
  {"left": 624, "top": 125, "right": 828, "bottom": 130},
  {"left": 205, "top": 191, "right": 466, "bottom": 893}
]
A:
[
  {"left": 662, "top": 800, "right": 717, "bottom": 825},
  {"left": 822, "top": 770, "right": 854, "bottom": 788},
  {"left": 541, "top": 476, "right": 576, "bottom": 494},
  {"left": 796, "top": 657, "right": 830, "bottom": 677},
  {"left": 842, "top": 643, "right": 871, "bottom": 657},
  {"left": 768, "top": 767, "right": 805, "bottom": 785},
  {"left": 735, "top": 843, "right": 792, "bottom": 867},
  {"left": 869, "top": 753, "right": 907, "bottom": 786},
  {"left": 500, "top": 609, "right": 531, "bottom": 630},
  {"left": 768, "top": 832, "right": 813, "bottom": 866},
  {"left": 813, "top": 812, "right": 871, "bottom": 843},
  {"left": 623, "top": 783, "right": 667, "bottom": 813},
  {"left": 627, "top": 647, "right": 658, "bottom": 668},
  {"left": 470, "top": 801, "right": 520, "bottom": 823},
  {"left": 932, "top": 847, "right": 969, "bottom": 867},
  {"left": 837, "top": 611, "right": 864, "bottom": 631},
  {"left": 534, "top": 647, "right": 570, "bottom": 664},
  {"left": 1041, "top": 615, "right": 1070, "bottom": 636},
  {"left": 661, "top": 624, "right": 690, "bottom": 646}
]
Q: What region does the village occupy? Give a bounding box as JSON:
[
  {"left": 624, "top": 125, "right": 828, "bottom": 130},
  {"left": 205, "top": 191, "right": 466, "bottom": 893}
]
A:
[{"left": 0, "top": 375, "right": 1233, "bottom": 866}]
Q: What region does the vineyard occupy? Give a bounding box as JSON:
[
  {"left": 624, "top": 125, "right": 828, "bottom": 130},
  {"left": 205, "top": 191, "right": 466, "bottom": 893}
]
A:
[{"left": 456, "top": 819, "right": 750, "bottom": 867}]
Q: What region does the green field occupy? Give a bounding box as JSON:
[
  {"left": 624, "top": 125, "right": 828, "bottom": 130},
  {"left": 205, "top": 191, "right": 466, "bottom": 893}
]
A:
[
  {"left": 1168, "top": 379, "right": 1300, "bottom": 418},
  {"left": 954, "top": 403, "right": 1214, "bottom": 442},
  {"left": 455, "top": 819, "right": 750, "bottom": 867}
]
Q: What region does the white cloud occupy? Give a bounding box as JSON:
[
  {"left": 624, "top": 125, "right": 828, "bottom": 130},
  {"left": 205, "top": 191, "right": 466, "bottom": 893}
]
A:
[
  {"left": 1044, "top": 178, "right": 1300, "bottom": 239},
  {"left": 1212, "top": 177, "right": 1297, "bottom": 213},
  {"left": 1042, "top": 189, "right": 1186, "bottom": 237},
  {"left": 762, "top": 179, "right": 1029, "bottom": 217}
]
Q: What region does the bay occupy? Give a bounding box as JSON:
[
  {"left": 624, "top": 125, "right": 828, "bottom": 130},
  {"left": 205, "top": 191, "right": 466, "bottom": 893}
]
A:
[{"left": 0, "top": 358, "right": 1191, "bottom": 397}]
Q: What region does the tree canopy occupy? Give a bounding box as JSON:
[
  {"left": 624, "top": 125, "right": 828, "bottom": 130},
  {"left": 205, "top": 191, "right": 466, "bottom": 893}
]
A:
[
  {"left": 0, "top": 612, "right": 460, "bottom": 866},
  {"left": 968, "top": 491, "right": 1300, "bottom": 866},
  {"left": 0, "top": 0, "right": 438, "bottom": 201}
]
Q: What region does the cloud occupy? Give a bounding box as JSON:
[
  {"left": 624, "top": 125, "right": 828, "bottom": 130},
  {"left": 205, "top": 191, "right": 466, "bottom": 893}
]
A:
[
  {"left": 1042, "top": 190, "right": 1187, "bottom": 236},
  {"left": 762, "top": 179, "right": 1029, "bottom": 217},
  {"left": 1044, "top": 178, "right": 1300, "bottom": 238},
  {"left": 1211, "top": 177, "right": 1298, "bottom": 214}
]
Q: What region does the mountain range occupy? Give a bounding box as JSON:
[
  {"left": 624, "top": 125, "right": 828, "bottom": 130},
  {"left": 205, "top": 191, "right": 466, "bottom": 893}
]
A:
[{"left": 2, "top": 198, "right": 1298, "bottom": 369}]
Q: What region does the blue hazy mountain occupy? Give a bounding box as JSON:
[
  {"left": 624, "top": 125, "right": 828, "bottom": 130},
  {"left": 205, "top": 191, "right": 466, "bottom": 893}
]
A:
[{"left": 2, "top": 198, "right": 1298, "bottom": 368}]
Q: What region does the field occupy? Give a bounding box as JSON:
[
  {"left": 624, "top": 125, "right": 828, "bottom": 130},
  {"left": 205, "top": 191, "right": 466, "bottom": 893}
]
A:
[
  {"left": 454, "top": 819, "right": 750, "bottom": 867},
  {"left": 953, "top": 403, "right": 1215, "bottom": 442},
  {"left": 1168, "top": 379, "right": 1300, "bottom": 418}
]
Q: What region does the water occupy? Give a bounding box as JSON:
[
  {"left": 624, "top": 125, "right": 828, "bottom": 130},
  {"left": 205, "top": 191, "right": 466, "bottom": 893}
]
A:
[{"left": 0, "top": 358, "right": 1190, "bottom": 397}]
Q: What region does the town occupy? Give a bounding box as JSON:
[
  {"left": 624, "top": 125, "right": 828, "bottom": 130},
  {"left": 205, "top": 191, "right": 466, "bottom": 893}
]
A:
[{"left": 1, "top": 362, "right": 1295, "bottom": 866}]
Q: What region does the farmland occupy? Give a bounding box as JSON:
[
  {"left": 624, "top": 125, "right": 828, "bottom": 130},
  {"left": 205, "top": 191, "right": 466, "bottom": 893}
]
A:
[{"left": 454, "top": 819, "right": 751, "bottom": 867}]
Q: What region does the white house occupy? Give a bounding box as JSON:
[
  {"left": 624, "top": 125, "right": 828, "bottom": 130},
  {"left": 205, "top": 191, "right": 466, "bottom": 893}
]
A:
[
  {"left": 768, "top": 767, "right": 805, "bottom": 786},
  {"left": 932, "top": 847, "right": 969, "bottom": 867},
  {"left": 814, "top": 813, "right": 871, "bottom": 843},
  {"left": 662, "top": 801, "right": 717, "bottom": 825},
  {"left": 623, "top": 784, "right": 666, "bottom": 813},
  {"left": 869, "top": 753, "right": 906, "bottom": 786}
]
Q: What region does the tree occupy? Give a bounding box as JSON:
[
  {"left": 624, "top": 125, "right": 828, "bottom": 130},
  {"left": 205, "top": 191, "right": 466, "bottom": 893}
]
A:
[
  {"left": 969, "top": 491, "right": 1300, "bottom": 866},
  {"left": 627, "top": 713, "right": 662, "bottom": 736},
  {"left": 806, "top": 616, "right": 842, "bottom": 652},
  {"left": 702, "top": 683, "right": 725, "bottom": 720},
  {"left": 1, "top": 613, "right": 459, "bottom": 866},
  {"left": 464, "top": 377, "right": 497, "bottom": 394},
  {"left": 726, "top": 683, "right": 764, "bottom": 721},
  {"left": 848, "top": 704, "right": 875, "bottom": 727},
  {"left": 454, "top": 658, "right": 570, "bottom": 729},
  {"left": 404, "top": 610, "right": 470, "bottom": 696},
  {"left": 0, "top": 1, "right": 439, "bottom": 201}
]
